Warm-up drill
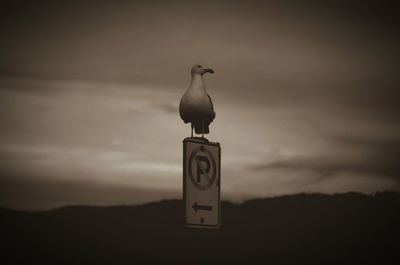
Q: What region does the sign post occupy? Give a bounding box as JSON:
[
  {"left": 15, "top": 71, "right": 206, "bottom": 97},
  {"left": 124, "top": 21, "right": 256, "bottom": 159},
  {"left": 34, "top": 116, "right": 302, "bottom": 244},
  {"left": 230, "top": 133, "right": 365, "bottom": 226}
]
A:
[{"left": 183, "top": 137, "right": 220, "bottom": 229}]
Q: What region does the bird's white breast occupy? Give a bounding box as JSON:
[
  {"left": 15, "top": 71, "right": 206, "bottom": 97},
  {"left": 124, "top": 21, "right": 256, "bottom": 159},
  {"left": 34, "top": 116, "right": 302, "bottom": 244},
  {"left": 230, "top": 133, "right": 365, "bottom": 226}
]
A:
[{"left": 179, "top": 75, "right": 213, "bottom": 121}]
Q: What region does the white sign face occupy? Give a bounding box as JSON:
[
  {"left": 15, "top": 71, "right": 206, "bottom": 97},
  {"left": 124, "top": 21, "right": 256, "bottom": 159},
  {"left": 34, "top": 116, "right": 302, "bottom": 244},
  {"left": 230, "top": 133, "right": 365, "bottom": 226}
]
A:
[{"left": 183, "top": 138, "right": 220, "bottom": 228}]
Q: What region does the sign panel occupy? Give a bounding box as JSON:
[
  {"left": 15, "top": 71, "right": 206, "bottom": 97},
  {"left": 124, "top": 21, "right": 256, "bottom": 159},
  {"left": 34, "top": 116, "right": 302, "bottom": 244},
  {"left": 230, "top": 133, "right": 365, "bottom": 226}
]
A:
[{"left": 183, "top": 137, "right": 220, "bottom": 228}]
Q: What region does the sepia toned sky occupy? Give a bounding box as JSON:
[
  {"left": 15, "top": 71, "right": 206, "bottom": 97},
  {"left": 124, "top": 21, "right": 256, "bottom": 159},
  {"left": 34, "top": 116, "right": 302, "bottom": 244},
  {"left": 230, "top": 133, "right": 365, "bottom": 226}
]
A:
[{"left": 1, "top": 1, "right": 399, "bottom": 210}]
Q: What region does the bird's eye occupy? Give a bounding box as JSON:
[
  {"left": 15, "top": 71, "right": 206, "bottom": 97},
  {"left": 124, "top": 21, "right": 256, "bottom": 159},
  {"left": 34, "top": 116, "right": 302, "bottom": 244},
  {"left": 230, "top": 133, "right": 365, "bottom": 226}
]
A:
[{"left": 198, "top": 65, "right": 202, "bottom": 67}]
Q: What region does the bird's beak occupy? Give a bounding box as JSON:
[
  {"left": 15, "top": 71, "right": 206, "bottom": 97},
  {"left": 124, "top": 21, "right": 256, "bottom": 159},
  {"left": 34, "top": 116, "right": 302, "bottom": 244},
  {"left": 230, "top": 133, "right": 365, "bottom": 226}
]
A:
[{"left": 205, "top": 68, "right": 215, "bottom": 74}]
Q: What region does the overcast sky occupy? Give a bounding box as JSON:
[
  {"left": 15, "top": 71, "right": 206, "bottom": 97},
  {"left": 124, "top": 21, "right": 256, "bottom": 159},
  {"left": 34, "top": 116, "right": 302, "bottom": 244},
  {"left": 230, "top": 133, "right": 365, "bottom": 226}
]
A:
[{"left": 1, "top": 1, "right": 399, "bottom": 210}]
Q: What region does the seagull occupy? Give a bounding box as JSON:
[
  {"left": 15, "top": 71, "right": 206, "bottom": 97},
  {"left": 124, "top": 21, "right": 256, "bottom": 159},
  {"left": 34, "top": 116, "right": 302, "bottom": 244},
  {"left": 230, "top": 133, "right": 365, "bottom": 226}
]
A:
[{"left": 179, "top": 64, "right": 215, "bottom": 138}]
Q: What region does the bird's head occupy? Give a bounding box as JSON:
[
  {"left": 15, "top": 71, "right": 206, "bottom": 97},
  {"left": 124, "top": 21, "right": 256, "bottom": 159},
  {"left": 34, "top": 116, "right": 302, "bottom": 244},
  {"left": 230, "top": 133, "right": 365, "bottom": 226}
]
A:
[{"left": 191, "top": 64, "right": 215, "bottom": 76}]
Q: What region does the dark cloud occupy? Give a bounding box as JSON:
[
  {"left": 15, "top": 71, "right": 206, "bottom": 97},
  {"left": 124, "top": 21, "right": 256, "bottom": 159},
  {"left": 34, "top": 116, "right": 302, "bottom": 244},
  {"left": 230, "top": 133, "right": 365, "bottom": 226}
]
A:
[
  {"left": 157, "top": 102, "right": 179, "bottom": 114},
  {"left": 251, "top": 154, "right": 400, "bottom": 181},
  {"left": 1, "top": 1, "right": 399, "bottom": 88},
  {"left": 251, "top": 134, "right": 400, "bottom": 182}
]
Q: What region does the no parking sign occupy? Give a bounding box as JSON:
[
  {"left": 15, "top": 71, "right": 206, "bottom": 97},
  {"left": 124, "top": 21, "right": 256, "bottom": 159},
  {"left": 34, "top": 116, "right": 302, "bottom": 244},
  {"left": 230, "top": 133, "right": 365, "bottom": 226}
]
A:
[{"left": 183, "top": 137, "right": 220, "bottom": 229}]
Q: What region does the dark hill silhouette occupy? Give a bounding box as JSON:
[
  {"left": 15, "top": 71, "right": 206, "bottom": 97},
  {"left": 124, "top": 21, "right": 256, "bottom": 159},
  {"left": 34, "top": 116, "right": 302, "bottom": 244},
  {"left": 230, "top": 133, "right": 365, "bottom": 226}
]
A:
[{"left": 1, "top": 192, "right": 400, "bottom": 264}]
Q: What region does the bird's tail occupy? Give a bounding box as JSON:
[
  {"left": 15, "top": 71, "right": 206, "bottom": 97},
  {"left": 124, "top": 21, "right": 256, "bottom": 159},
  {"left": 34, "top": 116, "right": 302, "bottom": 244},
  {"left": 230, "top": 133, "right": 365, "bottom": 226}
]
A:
[{"left": 193, "top": 121, "right": 209, "bottom": 134}]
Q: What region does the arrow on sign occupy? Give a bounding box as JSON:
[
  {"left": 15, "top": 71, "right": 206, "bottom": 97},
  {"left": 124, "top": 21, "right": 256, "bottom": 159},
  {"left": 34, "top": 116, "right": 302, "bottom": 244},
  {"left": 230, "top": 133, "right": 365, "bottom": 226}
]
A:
[{"left": 192, "top": 202, "right": 213, "bottom": 212}]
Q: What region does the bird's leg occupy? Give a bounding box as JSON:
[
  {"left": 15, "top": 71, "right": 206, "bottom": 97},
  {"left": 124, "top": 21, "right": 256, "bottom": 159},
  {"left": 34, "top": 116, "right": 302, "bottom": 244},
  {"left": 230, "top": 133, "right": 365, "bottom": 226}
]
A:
[{"left": 191, "top": 124, "right": 193, "bottom": 138}]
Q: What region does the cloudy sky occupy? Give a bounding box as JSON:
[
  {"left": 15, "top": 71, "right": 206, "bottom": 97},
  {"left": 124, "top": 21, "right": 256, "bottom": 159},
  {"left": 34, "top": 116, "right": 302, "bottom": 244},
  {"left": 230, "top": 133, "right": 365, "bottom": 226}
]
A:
[{"left": 1, "top": 1, "right": 399, "bottom": 210}]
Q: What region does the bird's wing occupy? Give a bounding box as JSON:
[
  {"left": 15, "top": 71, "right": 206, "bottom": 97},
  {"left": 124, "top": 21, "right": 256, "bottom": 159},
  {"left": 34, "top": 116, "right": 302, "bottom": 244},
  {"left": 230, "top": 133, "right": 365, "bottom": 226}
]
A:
[
  {"left": 207, "top": 94, "right": 216, "bottom": 120},
  {"left": 207, "top": 94, "right": 214, "bottom": 109}
]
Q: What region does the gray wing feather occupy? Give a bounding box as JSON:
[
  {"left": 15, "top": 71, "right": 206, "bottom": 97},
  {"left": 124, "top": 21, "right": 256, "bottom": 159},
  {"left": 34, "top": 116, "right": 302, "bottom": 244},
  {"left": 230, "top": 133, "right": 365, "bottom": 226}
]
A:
[{"left": 207, "top": 94, "right": 216, "bottom": 120}]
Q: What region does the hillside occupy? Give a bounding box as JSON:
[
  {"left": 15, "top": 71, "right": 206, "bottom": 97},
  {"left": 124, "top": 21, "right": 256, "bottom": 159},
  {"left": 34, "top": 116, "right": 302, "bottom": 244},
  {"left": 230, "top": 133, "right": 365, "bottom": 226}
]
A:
[{"left": 1, "top": 192, "right": 400, "bottom": 264}]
